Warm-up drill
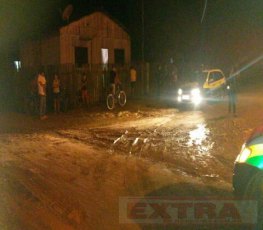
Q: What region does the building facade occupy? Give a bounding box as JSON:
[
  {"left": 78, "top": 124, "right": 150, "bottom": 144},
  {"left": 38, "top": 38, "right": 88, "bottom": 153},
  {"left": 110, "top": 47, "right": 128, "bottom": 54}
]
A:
[{"left": 20, "top": 11, "right": 131, "bottom": 68}]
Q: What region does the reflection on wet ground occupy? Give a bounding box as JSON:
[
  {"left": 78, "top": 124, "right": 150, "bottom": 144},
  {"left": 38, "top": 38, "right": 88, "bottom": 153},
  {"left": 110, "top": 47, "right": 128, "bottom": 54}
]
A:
[
  {"left": 188, "top": 124, "right": 209, "bottom": 146},
  {"left": 50, "top": 105, "right": 245, "bottom": 187},
  {"left": 56, "top": 116, "right": 224, "bottom": 180},
  {"left": 187, "top": 124, "right": 215, "bottom": 159}
]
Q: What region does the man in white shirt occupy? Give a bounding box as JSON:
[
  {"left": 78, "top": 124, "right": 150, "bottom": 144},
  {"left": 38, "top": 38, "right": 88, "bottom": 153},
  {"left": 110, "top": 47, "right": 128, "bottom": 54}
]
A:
[{"left": 38, "top": 72, "right": 47, "bottom": 120}]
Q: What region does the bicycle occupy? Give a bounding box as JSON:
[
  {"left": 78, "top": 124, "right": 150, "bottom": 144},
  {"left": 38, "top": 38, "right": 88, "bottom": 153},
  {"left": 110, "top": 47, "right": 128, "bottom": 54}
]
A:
[{"left": 106, "top": 84, "right": 126, "bottom": 110}]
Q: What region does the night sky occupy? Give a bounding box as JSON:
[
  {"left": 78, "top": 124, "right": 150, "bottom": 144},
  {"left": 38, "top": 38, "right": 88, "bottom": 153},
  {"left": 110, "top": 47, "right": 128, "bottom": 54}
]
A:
[{"left": 1, "top": 0, "right": 263, "bottom": 71}]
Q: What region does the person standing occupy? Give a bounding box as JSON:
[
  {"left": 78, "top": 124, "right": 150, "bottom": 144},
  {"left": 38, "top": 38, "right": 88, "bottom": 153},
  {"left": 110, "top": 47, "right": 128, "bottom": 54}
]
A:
[
  {"left": 109, "top": 67, "right": 117, "bottom": 95},
  {"left": 52, "top": 74, "right": 60, "bottom": 114},
  {"left": 171, "top": 65, "right": 178, "bottom": 90},
  {"left": 81, "top": 74, "right": 89, "bottom": 106},
  {"left": 130, "top": 66, "right": 137, "bottom": 97},
  {"left": 37, "top": 72, "right": 47, "bottom": 120},
  {"left": 227, "top": 68, "right": 237, "bottom": 116},
  {"left": 115, "top": 68, "right": 122, "bottom": 90}
]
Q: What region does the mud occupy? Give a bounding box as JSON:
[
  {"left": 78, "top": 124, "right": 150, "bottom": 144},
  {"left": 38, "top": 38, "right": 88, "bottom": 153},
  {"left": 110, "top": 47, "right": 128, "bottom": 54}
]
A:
[{"left": 0, "top": 92, "right": 262, "bottom": 229}]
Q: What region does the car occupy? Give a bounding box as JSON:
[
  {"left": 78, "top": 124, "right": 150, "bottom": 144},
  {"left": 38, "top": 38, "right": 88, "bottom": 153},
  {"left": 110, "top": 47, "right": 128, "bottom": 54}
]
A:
[
  {"left": 233, "top": 125, "right": 263, "bottom": 227},
  {"left": 202, "top": 69, "right": 226, "bottom": 97},
  {"left": 233, "top": 125, "right": 263, "bottom": 196},
  {"left": 177, "top": 69, "right": 227, "bottom": 106},
  {"left": 177, "top": 82, "right": 203, "bottom": 106}
]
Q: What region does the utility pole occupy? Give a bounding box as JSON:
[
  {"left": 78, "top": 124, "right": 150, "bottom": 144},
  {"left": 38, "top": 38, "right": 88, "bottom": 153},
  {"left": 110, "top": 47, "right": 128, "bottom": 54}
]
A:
[
  {"left": 141, "top": 0, "right": 145, "bottom": 63},
  {"left": 200, "top": 0, "right": 208, "bottom": 67},
  {"left": 201, "top": 0, "right": 208, "bottom": 24},
  {"left": 141, "top": 0, "right": 147, "bottom": 94}
]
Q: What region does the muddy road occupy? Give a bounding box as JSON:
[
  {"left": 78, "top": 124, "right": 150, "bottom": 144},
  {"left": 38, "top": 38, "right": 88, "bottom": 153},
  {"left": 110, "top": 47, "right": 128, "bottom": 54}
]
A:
[{"left": 0, "top": 91, "right": 262, "bottom": 229}]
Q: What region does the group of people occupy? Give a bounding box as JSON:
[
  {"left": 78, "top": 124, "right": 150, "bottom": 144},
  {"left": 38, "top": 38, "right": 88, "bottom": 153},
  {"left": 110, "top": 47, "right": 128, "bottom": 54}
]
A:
[
  {"left": 108, "top": 66, "right": 137, "bottom": 97},
  {"left": 35, "top": 64, "right": 237, "bottom": 119},
  {"left": 37, "top": 66, "right": 137, "bottom": 120},
  {"left": 37, "top": 72, "right": 61, "bottom": 120},
  {"left": 156, "top": 64, "right": 178, "bottom": 97}
]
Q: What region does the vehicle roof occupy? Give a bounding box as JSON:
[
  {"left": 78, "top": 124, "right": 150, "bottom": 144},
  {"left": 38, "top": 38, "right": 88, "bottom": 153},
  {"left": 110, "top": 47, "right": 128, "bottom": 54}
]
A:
[{"left": 202, "top": 69, "right": 223, "bottom": 73}]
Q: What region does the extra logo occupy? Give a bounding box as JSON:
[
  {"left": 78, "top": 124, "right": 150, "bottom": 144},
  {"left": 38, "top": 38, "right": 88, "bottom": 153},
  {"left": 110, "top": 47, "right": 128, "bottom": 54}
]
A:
[{"left": 119, "top": 197, "right": 257, "bottom": 227}]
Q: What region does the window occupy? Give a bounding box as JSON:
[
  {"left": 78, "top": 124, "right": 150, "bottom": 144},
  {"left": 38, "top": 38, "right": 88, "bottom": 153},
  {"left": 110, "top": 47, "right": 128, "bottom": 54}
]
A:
[
  {"left": 101, "top": 48, "right": 109, "bottom": 65},
  {"left": 209, "top": 72, "right": 224, "bottom": 83},
  {"left": 101, "top": 48, "right": 109, "bottom": 71},
  {"left": 114, "top": 49, "right": 125, "bottom": 65},
  {"left": 14, "top": 61, "right": 21, "bottom": 72},
  {"left": 75, "top": 47, "right": 88, "bottom": 67}
]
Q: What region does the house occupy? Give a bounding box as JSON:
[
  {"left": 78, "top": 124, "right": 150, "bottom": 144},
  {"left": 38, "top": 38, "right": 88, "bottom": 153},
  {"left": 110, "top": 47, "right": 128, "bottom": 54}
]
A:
[{"left": 20, "top": 11, "right": 131, "bottom": 68}]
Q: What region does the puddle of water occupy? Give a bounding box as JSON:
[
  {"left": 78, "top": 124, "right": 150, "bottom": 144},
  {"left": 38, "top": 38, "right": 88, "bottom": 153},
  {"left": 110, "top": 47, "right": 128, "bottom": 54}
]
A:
[
  {"left": 132, "top": 137, "right": 140, "bottom": 146},
  {"left": 113, "top": 130, "right": 129, "bottom": 145},
  {"left": 143, "top": 138, "right": 149, "bottom": 144},
  {"left": 188, "top": 124, "right": 208, "bottom": 145},
  {"left": 187, "top": 124, "right": 214, "bottom": 156}
]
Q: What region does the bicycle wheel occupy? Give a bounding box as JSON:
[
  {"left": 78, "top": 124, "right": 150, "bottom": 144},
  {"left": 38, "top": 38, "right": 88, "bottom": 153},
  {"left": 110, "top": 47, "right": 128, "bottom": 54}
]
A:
[
  {"left": 118, "top": 91, "right": 126, "bottom": 107},
  {"left": 106, "top": 94, "right": 115, "bottom": 110}
]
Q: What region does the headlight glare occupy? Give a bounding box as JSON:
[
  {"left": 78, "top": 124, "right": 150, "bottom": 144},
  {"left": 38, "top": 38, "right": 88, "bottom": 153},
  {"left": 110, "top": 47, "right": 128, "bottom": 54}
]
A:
[
  {"left": 178, "top": 88, "right": 183, "bottom": 95},
  {"left": 191, "top": 88, "right": 200, "bottom": 96}
]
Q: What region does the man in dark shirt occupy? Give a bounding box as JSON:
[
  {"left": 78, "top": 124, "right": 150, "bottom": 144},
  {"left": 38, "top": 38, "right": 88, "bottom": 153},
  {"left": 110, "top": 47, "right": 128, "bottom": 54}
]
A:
[
  {"left": 227, "top": 75, "right": 237, "bottom": 116},
  {"left": 109, "top": 67, "right": 117, "bottom": 95}
]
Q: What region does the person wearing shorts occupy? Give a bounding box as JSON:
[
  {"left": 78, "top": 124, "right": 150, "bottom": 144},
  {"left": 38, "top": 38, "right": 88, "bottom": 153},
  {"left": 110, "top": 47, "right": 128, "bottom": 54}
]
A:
[
  {"left": 38, "top": 72, "right": 47, "bottom": 120},
  {"left": 130, "top": 66, "right": 137, "bottom": 97}
]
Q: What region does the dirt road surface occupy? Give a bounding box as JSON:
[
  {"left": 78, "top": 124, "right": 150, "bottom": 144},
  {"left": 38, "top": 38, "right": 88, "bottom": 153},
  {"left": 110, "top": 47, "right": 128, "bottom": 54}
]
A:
[{"left": 1, "top": 88, "right": 263, "bottom": 229}]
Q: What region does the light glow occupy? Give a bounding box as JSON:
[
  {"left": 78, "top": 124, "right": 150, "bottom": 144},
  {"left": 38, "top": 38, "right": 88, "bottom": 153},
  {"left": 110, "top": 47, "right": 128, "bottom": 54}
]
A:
[
  {"left": 191, "top": 88, "right": 200, "bottom": 96},
  {"left": 14, "top": 61, "right": 21, "bottom": 71},
  {"left": 178, "top": 88, "right": 183, "bottom": 95},
  {"left": 177, "top": 96, "right": 182, "bottom": 102},
  {"left": 192, "top": 95, "right": 202, "bottom": 105},
  {"left": 236, "top": 147, "right": 251, "bottom": 163}
]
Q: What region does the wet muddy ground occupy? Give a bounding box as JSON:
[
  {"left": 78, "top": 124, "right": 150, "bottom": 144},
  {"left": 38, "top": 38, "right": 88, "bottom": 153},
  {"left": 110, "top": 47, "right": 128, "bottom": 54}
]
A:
[{"left": 0, "top": 90, "right": 263, "bottom": 229}]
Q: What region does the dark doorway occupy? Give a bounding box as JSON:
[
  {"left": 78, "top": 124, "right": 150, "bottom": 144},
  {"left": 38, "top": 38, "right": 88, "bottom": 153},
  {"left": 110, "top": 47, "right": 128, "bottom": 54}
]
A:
[
  {"left": 75, "top": 47, "right": 88, "bottom": 67},
  {"left": 114, "top": 49, "right": 125, "bottom": 66}
]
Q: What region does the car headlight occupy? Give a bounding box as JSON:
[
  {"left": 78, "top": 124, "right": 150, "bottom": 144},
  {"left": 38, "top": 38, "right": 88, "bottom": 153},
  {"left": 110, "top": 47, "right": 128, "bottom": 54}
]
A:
[
  {"left": 178, "top": 88, "right": 183, "bottom": 95},
  {"left": 191, "top": 88, "right": 200, "bottom": 96},
  {"left": 236, "top": 145, "right": 251, "bottom": 163}
]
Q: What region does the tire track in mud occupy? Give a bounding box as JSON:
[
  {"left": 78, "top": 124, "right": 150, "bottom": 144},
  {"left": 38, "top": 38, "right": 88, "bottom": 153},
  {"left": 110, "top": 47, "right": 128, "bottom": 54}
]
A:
[
  {"left": 54, "top": 122, "right": 228, "bottom": 185},
  {"left": 50, "top": 110, "right": 237, "bottom": 196},
  {"left": 0, "top": 134, "right": 135, "bottom": 229}
]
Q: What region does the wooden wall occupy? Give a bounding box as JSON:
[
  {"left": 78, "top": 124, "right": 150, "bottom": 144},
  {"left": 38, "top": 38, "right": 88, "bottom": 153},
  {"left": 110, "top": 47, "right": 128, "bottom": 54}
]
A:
[
  {"left": 20, "top": 11, "right": 131, "bottom": 77},
  {"left": 41, "top": 36, "right": 60, "bottom": 66},
  {"left": 20, "top": 35, "right": 60, "bottom": 68},
  {"left": 59, "top": 12, "right": 131, "bottom": 65},
  {"left": 20, "top": 41, "right": 41, "bottom": 68}
]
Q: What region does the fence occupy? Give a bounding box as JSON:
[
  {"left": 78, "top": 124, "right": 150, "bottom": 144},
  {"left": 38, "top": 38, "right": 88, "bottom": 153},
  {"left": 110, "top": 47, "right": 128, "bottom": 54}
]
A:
[{"left": 17, "top": 63, "right": 153, "bottom": 110}]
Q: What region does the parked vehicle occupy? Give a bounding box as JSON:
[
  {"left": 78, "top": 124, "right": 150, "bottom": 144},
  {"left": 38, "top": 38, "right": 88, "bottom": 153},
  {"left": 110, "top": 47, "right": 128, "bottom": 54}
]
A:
[
  {"left": 177, "top": 69, "right": 226, "bottom": 106},
  {"left": 233, "top": 125, "right": 263, "bottom": 229}
]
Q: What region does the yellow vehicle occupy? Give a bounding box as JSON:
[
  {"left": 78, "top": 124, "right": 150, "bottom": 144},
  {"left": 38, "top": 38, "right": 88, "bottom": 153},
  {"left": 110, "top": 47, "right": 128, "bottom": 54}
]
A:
[
  {"left": 177, "top": 69, "right": 227, "bottom": 105},
  {"left": 202, "top": 69, "right": 226, "bottom": 91}
]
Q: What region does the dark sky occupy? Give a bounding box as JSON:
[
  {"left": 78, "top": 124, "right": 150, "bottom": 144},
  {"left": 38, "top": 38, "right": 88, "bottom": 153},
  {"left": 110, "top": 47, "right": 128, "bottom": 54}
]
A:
[
  {"left": 1, "top": 0, "right": 263, "bottom": 70},
  {"left": 0, "top": 0, "right": 132, "bottom": 54}
]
